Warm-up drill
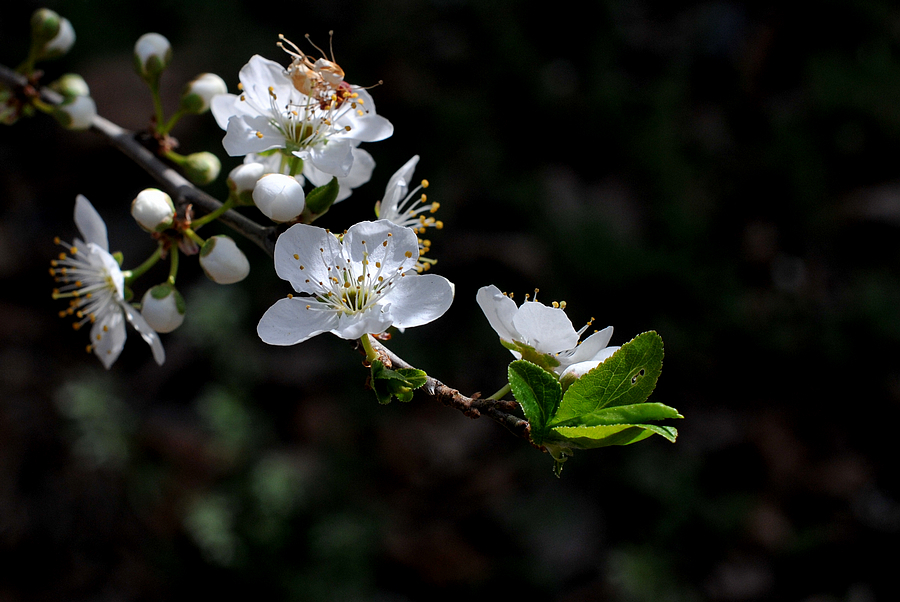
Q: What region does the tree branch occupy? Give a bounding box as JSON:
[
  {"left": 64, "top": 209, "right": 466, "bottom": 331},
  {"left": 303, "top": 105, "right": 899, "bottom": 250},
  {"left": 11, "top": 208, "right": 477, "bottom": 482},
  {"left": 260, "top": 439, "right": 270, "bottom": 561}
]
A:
[{"left": 2, "top": 61, "right": 534, "bottom": 442}]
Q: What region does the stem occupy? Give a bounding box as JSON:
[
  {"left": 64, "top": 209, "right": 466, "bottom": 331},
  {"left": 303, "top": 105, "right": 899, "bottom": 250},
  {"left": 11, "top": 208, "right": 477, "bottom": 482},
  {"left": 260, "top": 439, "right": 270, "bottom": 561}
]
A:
[
  {"left": 191, "top": 197, "right": 236, "bottom": 229},
  {"left": 167, "top": 247, "right": 179, "bottom": 285},
  {"left": 123, "top": 245, "right": 163, "bottom": 284},
  {"left": 158, "top": 108, "right": 184, "bottom": 135},
  {"left": 487, "top": 383, "right": 511, "bottom": 401},
  {"left": 287, "top": 154, "right": 303, "bottom": 177},
  {"left": 149, "top": 81, "right": 166, "bottom": 133},
  {"left": 360, "top": 334, "right": 378, "bottom": 363},
  {"left": 182, "top": 228, "right": 205, "bottom": 247}
]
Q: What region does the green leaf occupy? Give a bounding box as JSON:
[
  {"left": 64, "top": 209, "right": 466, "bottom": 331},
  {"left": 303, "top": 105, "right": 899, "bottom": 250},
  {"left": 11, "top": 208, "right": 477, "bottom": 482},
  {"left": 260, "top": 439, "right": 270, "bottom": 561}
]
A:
[
  {"left": 304, "top": 176, "right": 340, "bottom": 215},
  {"left": 507, "top": 360, "right": 561, "bottom": 445},
  {"left": 370, "top": 360, "right": 428, "bottom": 404},
  {"left": 549, "top": 423, "right": 679, "bottom": 449},
  {"left": 571, "top": 402, "right": 682, "bottom": 427},
  {"left": 551, "top": 331, "right": 664, "bottom": 427}
]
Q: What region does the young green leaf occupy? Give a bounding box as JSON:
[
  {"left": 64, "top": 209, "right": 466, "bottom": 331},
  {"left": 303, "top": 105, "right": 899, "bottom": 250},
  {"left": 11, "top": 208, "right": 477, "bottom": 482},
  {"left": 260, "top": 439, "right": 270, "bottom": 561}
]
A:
[
  {"left": 550, "top": 423, "right": 678, "bottom": 448},
  {"left": 507, "top": 360, "right": 561, "bottom": 445},
  {"left": 370, "top": 360, "right": 428, "bottom": 404},
  {"left": 550, "top": 331, "right": 664, "bottom": 427},
  {"left": 304, "top": 176, "right": 340, "bottom": 215}
]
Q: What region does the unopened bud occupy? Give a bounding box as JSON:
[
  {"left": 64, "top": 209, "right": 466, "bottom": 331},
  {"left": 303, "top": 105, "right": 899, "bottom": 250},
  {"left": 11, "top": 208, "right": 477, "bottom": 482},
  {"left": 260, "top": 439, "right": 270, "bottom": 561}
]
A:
[
  {"left": 252, "top": 173, "right": 306, "bottom": 222},
  {"left": 179, "top": 73, "right": 228, "bottom": 114},
  {"left": 199, "top": 235, "right": 250, "bottom": 284},
  {"left": 183, "top": 152, "right": 221, "bottom": 185},
  {"left": 141, "top": 284, "right": 185, "bottom": 333},
  {"left": 37, "top": 14, "right": 75, "bottom": 60},
  {"left": 49, "top": 73, "right": 90, "bottom": 100},
  {"left": 133, "top": 33, "right": 172, "bottom": 82},
  {"left": 131, "top": 188, "right": 175, "bottom": 232},
  {"left": 52, "top": 95, "right": 96, "bottom": 130},
  {"left": 227, "top": 162, "right": 266, "bottom": 205}
]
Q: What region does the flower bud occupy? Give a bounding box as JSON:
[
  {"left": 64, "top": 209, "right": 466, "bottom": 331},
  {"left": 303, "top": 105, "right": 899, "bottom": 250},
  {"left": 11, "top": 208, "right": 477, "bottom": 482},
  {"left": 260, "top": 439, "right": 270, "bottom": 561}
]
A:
[
  {"left": 183, "top": 152, "right": 222, "bottom": 185},
  {"left": 31, "top": 9, "right": 62, "bottom": 44},
  {"left": 227, "top": 162, "right": 266, "bottom": 205},
  {"left": 199, "top": 235, "right": 250, "bottom": 284},
  {"left": 179, "top": 73, "right": 228, "bottom": 114},
  {"left": 252, "top": 173, "right": 306, "bottom": 222},
  {"left": 133, "top": 33, "right": 172, "bottom": 82},
  {"left": 49, "top": 74, "right": 90, "bottom": 100},
  {"left": 141, "top": 284, "right": 185, "bottom": 333},
  {"left": 52, "top": 95, "right": 96, "bottom": 130},
  {"left": 558, "top": 348, "right": 620, "bottom": 392},
  {"left": 131, "top": 188, "right": 175, "bottom": 232},
  {"left": 37, "top": 14, "right": 75, "bottom": 60}
]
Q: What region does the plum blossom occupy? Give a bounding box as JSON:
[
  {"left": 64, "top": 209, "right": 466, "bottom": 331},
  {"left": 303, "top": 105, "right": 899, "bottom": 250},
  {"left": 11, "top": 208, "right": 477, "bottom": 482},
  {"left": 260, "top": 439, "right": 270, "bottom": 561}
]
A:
[
  {"left": 476, "top": 284, "right": 617, "bottom": 375},
  {"left": 210, "top": 54, "right": 392, "bottom": 177},
  {"left": 258, "top": 220, "right": 454, "bottom": 345},
  {"left": 51, "top": 195, "right": 164, "bottom": 368}
]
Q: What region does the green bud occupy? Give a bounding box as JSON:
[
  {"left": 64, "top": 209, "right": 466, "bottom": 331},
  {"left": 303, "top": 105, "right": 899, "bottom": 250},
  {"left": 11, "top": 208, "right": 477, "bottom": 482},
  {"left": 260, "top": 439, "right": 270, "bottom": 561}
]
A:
[
  {"left": 32, "top": 10, "right": 75, "bottom": 61},
  {"left": 179, "top": 73, "right": 227, "bottom": 114},
  {"left": 183, "top": 152, "right": 221, "bottom": 185},
  {"left": 30, "top": 9, "right": 61, "bottom": 46},
  {"left": 303, "top": 176, "right": 340, "bottom": 216},
  {"left": 48, "top": 74, "right": 90, "bottom": 100}
]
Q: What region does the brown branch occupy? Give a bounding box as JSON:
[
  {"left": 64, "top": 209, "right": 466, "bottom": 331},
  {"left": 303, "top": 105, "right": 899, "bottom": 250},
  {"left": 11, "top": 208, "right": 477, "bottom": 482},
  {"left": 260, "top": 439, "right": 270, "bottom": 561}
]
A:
[{"left": 2, "top": 61, "right": 534, "bottom": 442}]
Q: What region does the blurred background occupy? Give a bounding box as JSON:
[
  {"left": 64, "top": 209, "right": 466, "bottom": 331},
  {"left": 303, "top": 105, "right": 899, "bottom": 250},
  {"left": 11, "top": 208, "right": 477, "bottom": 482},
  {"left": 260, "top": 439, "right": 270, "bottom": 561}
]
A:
[{"left": 3, "top": 0, "right": 900, "bottom": 600}]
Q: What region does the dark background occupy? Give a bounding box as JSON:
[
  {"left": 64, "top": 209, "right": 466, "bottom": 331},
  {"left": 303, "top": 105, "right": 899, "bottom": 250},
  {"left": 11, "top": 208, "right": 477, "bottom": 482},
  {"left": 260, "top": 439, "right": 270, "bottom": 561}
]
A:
[{"left": 3, "top": 1, "right": 900, "bottom": 600}]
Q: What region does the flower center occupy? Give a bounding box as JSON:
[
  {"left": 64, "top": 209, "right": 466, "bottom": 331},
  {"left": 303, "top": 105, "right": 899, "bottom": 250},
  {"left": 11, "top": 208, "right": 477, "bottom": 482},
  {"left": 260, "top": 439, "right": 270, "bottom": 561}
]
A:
[{"left": 50, "top": 237, "right": 122, "bottom": 331}]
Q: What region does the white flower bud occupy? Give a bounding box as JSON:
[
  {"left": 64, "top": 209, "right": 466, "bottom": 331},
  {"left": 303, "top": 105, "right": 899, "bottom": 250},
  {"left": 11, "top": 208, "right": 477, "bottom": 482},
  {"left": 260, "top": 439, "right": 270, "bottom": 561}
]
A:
[
  {"left": 133, "top": 33, "right": 172, "bottom": 81},
  {"left": 199, "top": 235, "right": 250, "bottom": 284},
  {"left": 179, "top": 73, "right": 228, "bottom": 114},
  {"left": 41, "top": 16, "right": 75, "bottom": 59},
  {"left": 141, "top": 284, "right": 185, "bottom": 333},
  {"left": 183, "top": 152, "right": 221, "bottom": 185},
  {"left": 131, "top": 188, "right": 175, "bottom": 232},
  {"left": 52, "top": 95, "right": 96, "bottom": 130},
  {"left": 49, "top": 73, "right": 90, "bottom": 99},
  {"left": 558, "top": 348, "right": 620, "bottom": 392},
  {"left": 252, "top": 173, "right": 306, "bottom": 223},
  {"left": 227, "top": 162, "right": 266, "bottom": 205}
]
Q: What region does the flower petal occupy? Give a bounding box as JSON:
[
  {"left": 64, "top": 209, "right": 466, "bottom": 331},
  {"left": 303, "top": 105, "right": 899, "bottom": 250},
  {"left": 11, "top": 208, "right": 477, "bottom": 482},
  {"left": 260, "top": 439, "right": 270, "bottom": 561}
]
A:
[
  {"left": 91, "top": 309, "right": 126, "bottom": 369},
  {"left": 122, "top": 301, "right": 166, "bottom": 365},
  {"left": 342, "top": 220, "right": 419, "bottom": 274},
  {"left": 386, "top": 274, "right": 454, "bottom": 329},
  {"left": 560, "top": 325, "right": 614, "bottom": 366},
  {"left": 513, "top": 301, "right": 579, "bottom": 353},
  {"left": 476, "top": 284, "right": 521, "bottom": 342},
  {"left": 273, "top": 223, "right": 343, "bottom": 294},
  {"left": 330, "top": 308, "right": 394, "bottom": 340},
  {"left": 74, "top": 195, "right": 109, "bottom": 252},
  {"left": 257, "top": 297, "right": 340, "bottom": 345},
  {"left": 304, "top": 140, "right": 354, "bottom": 177},
  {"left": 222, "top": 115, "right": 285, "bottom": 156}
]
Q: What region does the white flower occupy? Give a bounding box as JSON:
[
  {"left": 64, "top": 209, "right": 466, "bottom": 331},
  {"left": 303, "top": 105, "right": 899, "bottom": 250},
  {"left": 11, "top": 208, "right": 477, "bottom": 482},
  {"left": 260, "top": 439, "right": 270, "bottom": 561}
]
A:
[
  {"left": 252, "top": 173, "right": 306, "bottom": 222},
  {"left": 242, "top": 148, "right": 373, "bottom": 204},
  {"left": 258, "top": 219, "right": 454, "bottom": 345},
  {"left": 476, "top": 284, "right": 615, "bottom": 375},
  {"left": 376, "top": 155, "right": 442, "bottom": 270},
  {"left": 199, "top": 235, "right": 250, "bottom": 284},
  {"left": 51, "top": 195, "right": 165, "bottom": 368},
  {"left": 210, "top": 54, "right": 392, "bottom": 177}
]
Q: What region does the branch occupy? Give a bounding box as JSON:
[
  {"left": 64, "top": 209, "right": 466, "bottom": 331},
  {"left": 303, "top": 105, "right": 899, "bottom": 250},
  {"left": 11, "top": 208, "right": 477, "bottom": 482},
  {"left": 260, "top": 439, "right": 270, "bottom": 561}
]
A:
[
  {"left": 368, "top": 339, "right": 532, "bottom": 441},
  {"left": 2, "top": 62, "right": 535, "bottom": 443}
]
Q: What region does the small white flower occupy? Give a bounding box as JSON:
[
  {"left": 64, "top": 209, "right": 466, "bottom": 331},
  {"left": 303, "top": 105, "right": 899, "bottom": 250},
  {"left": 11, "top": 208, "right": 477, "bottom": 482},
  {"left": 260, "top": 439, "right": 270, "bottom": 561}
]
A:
[
  {"left": 376, "top": 155, "right": 441, "bottom": 271},
  {"left": 258, "top": 219, "right": 454, "bottom": 345},
  {"left": 51, "top": 195, "right": 165, "bottom": 368},
  {"left": 252, "top": 173, "right": 306, "bottom": 222},
  {"left": 476, "top": 284, "right": 614, "bottom": 375},
  {"left": 199, "top": 235, "right": 250, "bottom": 284},
  {"left": 141, "top": 284, "right": 185, "bottom": 333},
  {"left": 210, "top": 54, "right": 392, "bottom": 177},
  {"left": 131, "top": 188, "right": 175, "bottom": 232},
  {"left": 180, "top": 73, "right": 228, "bottom": 114}
]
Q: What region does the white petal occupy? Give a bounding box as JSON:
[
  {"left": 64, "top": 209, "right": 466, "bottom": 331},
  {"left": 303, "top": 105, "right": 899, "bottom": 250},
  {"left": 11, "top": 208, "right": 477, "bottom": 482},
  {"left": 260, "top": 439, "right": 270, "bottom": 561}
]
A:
[
  {"left": 273, "top": 223, "right": 342, "bottom": 294},
  {"left": 222, "top": 115, "right": 285, "bottom": 156},
  {"left": 330, "top": 309, "right": 394, "bottom": 340},
  {"left": 239, "top": 55, "right": 293, "bottom": 106},
  {"left": 513, "top": 302, "right": 579, "bottom": 353},
  {"left": 257, "top": 297, "right": 339, "bottom": 345},
  {"left": 387, "top": 274, "right": 454, "bottom": 329},
  {"left": 91, "top": 309, "right": 126, "bottom": 369},
  {"left": 560, "top": 325, "right": 614, "bottom": 366},
  {"left": 304, "top": 147, "right": 375, "bottom": 203},
  {"left": 305, "top": 140, "right": 354, "bottom": 177},
  {"left": 74, "top": 195, "right": 109, "bottom": 251},
  {"left": 122, "top": 301, "right": 166, "bottom": 365},
  {"left": 336, "top": 89, "right": 394, "bottom": 142},
  {"left": 343, "top": 220, "right": 419, "bottom": 273},
  {"left": 210, "top": 93, "right": 242, "bottom": 129},
  {"left": 476, "top": 284, "right": 520, "bottom": 342}
]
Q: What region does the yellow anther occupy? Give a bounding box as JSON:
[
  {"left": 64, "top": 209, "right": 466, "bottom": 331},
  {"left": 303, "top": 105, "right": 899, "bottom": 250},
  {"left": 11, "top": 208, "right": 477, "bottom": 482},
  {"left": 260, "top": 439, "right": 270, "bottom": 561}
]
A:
[
  {"left": 288, "top": 294, "right": 294, "bottom": 299},
  {"left": 430, "top": 202, "right": 440, "bottom": 212},
  {"left": 256, "top": 131, "right": 264, "bottom": 138},
  {"left": 404, "top": 251, "right": 413, "bottom": 258},
  {"left": 435, "top": 221, "right": 444, "bottom": 229},
  {"left": 53, "top": 236, "right": 61, "bottom": 244},
  {"left": 357, "top": 109, "right": 364, "bottom": 116},
  {"left": 421, "top": 179, "right": 429, "bottom": 188}
]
